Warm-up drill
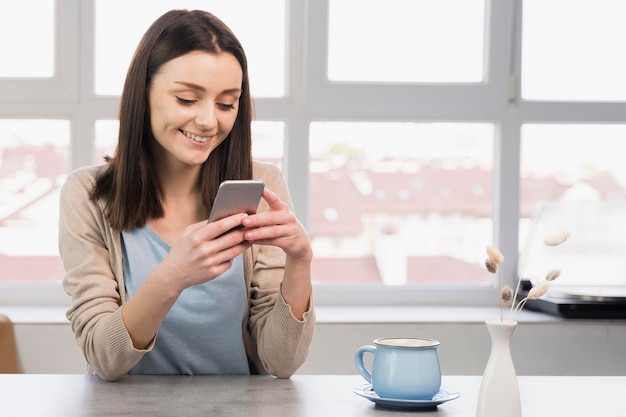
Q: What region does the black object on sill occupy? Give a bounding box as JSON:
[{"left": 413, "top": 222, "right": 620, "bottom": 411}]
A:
[{"left": 517, "top": 279, "right": 626, "bottom": 319}]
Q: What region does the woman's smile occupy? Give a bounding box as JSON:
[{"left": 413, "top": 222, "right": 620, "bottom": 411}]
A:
[{"left": 180, "top": 129, "right": 212, "bottom": 144}]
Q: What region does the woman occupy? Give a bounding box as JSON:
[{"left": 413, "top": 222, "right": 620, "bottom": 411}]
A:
[{"left": 59, "top": 9, "right": 315, "bottom": 381}]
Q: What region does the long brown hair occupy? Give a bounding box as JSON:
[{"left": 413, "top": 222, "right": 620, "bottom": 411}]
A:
[{"left": 91, "top": 9, "right": 253, "bottom": 230}]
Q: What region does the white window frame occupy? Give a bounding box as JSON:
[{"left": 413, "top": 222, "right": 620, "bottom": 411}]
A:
[
  {"left": 0, "top": 0, "right": 79, "bottom": 103},
  {"left": 1, "top": 0, "right": 625, "bottom": 307}
]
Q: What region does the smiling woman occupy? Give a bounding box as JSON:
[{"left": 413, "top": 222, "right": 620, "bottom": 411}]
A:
[{"left": 58, "top": 9, "right": 314, "bottom": 381}]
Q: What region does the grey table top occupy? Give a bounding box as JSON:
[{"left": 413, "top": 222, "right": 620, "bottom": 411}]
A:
[{"left": 0, "top": 374, "right": 625, "bottom": 417}]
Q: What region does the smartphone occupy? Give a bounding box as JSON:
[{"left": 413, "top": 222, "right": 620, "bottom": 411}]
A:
[{"left": 207, "top": 180, "right": 265, "bottom": 224}]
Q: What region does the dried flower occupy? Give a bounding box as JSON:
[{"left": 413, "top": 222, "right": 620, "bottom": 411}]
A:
[
  {"left": 486, "top": 230, "right": 570, "bottom": 321},
  {"left": 544, "top": 231, "right": 571, "bottom": 247},
  {"left": 486, "top": 245, "right": 504, "bottom": 264},
  {"left": 527, "top": 280, "right": 550, "bottom": 299},
  {"left": 485, "top": 258, "right": 498, "bottom": 273},
  {"left": 513, "top": 280, "right": 552, "bottom": 315},
  {"left": 545, "top": 269, "right": 561, "bottom": 281},
  {"left": 500, "top": 285, "right": 514, "bottom": 302}
]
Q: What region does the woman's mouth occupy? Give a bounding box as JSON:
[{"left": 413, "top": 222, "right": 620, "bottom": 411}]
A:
[{"left": 181, "top": 129, "right": 210, "bottom": 143}]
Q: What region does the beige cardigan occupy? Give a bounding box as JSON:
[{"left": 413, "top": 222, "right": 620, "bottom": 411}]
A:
[{"left": 59, "top": 162, "right": 315, "bottom": 381}]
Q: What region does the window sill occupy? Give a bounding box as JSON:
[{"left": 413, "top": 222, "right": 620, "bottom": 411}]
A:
[
  {"left": 315, "top": 305, "right": 569, "bottom": 324},
  {"left": 0, "top": 306, "right": 69, "bottom": 324},
  {"left": 0, "top": 304, "right": 614, "bottom": 326}
]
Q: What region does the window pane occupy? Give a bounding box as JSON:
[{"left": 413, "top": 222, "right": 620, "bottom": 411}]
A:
[
  {"left": 310, "top": 122, "right": 494, "bottom": 285},
  {"left": 95, "top": 120, "right": 118, "bottom": 163},
  {"left": 95, "top": 0, "right": 286, "bottom": 97},
  {"left": 519, "top": 124, "right": 626, "bottom": 286},
  {"left": 0, "top": 1, "right": 54, "bottom": 77},
  {"left": 0, "top": 120, "right": 69, "bottom": 282},
  {"left": 327, "top": 0, "right": 486, "bottom": 82},
  {"left": 251, "top": 121, "right": 284, "bottom": 168},
  {"left": 522, "top": 0, "right": 626, "bottom": 101}
]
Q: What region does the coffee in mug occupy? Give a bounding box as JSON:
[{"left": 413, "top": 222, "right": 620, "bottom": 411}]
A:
[{"left": 354, "top": 337, "right": 441, "bottom": 400}]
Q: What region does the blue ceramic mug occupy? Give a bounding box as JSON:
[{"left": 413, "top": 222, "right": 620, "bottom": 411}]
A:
[{"left": 354, "top": 337, "right": 441, "bottom": 400}]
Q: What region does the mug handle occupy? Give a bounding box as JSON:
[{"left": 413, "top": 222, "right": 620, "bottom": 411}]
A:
[{"left": 354, "top": 345, "right": 376, "bottom": 383}]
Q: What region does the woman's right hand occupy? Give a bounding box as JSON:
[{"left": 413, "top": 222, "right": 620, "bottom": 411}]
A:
[
  {"left": 122, "top": 212, "right": 252, "bottom": 350},
  {"left": 162, "top": 213, "right": 253, "bottom": 292}
]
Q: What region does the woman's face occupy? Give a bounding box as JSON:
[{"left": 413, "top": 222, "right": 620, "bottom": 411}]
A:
[{"left": 148, "top": 50, "right": 243, "bottom": 169}]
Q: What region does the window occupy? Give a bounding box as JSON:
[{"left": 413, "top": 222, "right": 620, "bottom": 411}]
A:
[
  {"left": 0, "top": 120, "right": 69, "bottom": 282},
  {"left": 1, "top": 0, "right": 625, "bottom": 307},
  {"left": 327, "top": 0, "right": 486, "bottom": 83},
  {"left": 521, "top": 0, "right": 626, "bottom": 101},
  {"left": 95, "top": 0, "right": 286, "bottom": 97},
  {"left": 519, "top": 124, "right": 626, "bottom": 287},
  {"left": 0, "top": 1, "right": 54, "bottom": 78},
  {"left": 0, "top": 1, "right": 78, "bottom": 103},
  {"left": 518, "top": 0, "right": 626, "bottom": 293},
  {"left": 310, "top": 122, "right": 494, "bottom": 285}
]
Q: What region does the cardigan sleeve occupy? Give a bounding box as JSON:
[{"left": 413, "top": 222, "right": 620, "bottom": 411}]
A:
[
  {"left": 247, "top": 163, "right": 316, "bottom": 377},
  {"left": 58, "top": 167, "right": 151, "bottom": 381}
]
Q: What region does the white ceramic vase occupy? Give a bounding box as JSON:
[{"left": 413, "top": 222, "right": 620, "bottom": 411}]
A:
[{"left": 476, "top": 319, "right": 521, "bottom": 417}]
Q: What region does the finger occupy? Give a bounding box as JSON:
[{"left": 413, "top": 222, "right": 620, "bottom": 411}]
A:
[
  {"left": 216, "top": 240, "right": 252, "bottom": 265},
  {"left": 261, "top": 188, "right": 288, "bottom": 211},
  {"left": 205, "top": 213, "right": 249, "bottom": 239}
]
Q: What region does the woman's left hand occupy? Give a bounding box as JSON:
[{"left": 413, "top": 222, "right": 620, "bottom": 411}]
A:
[
  {"left": 240, "top": 188, "right": 312, "bottom": 262},
  {"left": 243, "top": 187, "right": 313, "bottom": 319}
]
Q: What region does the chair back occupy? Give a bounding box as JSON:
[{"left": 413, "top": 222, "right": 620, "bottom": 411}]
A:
[{"left": 0, "top": 314, "right": 19, "bottom": 373}]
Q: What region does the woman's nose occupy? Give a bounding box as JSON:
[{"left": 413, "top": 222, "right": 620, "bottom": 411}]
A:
[{"left": 195, "top": 102, "right": 217, "bottom": 130}]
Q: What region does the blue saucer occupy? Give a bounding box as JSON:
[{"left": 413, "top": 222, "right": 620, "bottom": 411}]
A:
[{"left": 353, "top": 384, "right": 460, "bottom": 410}]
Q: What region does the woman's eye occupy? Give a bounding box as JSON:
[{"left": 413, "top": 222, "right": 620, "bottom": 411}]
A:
[
  {"left": 218, "top": 103, "right": 235, "bottom": 110},
  {"left": 176, "top": 96, "right": 196, "bottom": 105}
]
